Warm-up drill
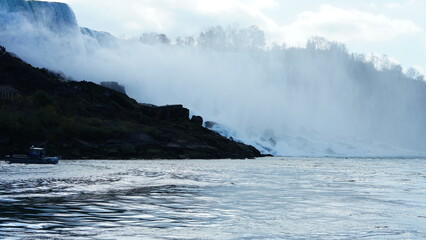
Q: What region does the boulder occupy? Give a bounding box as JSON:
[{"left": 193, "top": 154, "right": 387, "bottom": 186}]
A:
[
  {"left": 191, "top": 115, "right": 203, "bottom": 125},
  {"left": 157, "top": 105, "right": 189, "bottom": 120}
]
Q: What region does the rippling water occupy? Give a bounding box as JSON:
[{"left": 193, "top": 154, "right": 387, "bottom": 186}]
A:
[{"left": 0, "top": 158, "right": 425, "bottom": 239}]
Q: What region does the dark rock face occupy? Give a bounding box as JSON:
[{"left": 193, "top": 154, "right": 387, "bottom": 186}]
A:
[
  {"left": 101, "top": 81, "right": 126, "bottom": 94},
  {"left": 191, "top": 115, "right": 203, "bottom": 126},
  {"left": 0, "top": 50, "right": 262, "bottom": 159},
  {"left": 139, "top": 104, "right": 190, "bottom": 120},
  {"left": 156, "top": 105, "right": 189, "bottom": 120}
]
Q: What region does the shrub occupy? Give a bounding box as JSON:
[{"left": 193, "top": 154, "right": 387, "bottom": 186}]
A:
[{"left": 33, "top": 90, "right": 55, "bottom": 107}]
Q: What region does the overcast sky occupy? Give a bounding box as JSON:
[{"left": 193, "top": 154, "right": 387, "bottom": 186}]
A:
[{"left": 49, "top": 0, "right": 426, "bottom": 74}]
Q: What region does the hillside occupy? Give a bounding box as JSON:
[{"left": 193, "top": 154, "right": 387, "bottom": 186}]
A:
[{"left": 0, "top": 46, "right": 262, "bottom": 159}]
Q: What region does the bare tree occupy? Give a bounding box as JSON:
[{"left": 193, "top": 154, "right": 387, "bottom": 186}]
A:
[
  {"left": 198, "top": 25, "right": 265, "bottom": 51},
  {"left": 140, "top": 32, "right": 171, "bottom": 45},
  {"left": 176, "top": 36, "right": 195, "bottom": 47}
]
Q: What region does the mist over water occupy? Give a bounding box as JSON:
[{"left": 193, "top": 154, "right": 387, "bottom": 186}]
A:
[{"left": 1, "top": 1, "right": 426, "bottom": 156}]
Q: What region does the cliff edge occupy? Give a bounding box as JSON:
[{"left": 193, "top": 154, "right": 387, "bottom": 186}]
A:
[{"left": 0, "top": 47, "right": 262, "bottom": 159}]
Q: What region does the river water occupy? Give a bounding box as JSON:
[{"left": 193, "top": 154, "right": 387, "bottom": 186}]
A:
[{"left": 0, "top": 157, "right": 425, "bottom": 239}]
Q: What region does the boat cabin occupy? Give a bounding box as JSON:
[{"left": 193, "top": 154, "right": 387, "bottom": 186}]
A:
[
  {"left": 28, "top": 146, "right": 45, "bottom": 159},
  {"left": 5, "top": 145, "right": 59, "bottom": 164}
]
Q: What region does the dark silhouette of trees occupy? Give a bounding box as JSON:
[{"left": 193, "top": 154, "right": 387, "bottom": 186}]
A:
[
  {"left": 140, "top": 32, "right": 171, "bottom": 45},
  {"left": 176, "top": 36, "right": 195, "bottom": 47},
  {"left": 198, "top": 25, "right": 265, "bottom": 50},
  {"left": 0, "top": 45, "right": 5, "bottom": 56}
]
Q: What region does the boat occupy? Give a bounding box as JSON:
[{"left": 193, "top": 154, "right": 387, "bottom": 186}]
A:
[{"left": 5, "top": 146, "right": 60, "bottom": 164}]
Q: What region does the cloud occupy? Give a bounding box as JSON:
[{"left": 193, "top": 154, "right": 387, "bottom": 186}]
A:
[
  {"left": 43, "top": 1, "right": 423, "bottom": 48},
  {"left": 386, "top": 0, "right": 425, "bottom": 8},
  {"left": 37, "top": 0, "right": 426, "bottom": 71},
  {"left": 279, "top": 5, "right": 422, "bottom": 46},
  {"left": 45, "top": 0, "right": 280, "bottom": 38},
  {"left": 385, "top": 2, "right": 401, "bottom": 9}
]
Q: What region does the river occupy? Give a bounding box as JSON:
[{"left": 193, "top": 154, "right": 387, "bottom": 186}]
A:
[{"left": 1, "top": 157, "right": 425, "bottom": 239}]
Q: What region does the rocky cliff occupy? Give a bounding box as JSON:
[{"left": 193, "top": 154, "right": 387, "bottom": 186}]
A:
[{"left": 0, "top": 47, "right": 262, "bottom": 159}]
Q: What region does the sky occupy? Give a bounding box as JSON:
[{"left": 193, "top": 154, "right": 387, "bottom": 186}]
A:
[{"left": 46, "top": 0, "right": 426, "bottom": 74}]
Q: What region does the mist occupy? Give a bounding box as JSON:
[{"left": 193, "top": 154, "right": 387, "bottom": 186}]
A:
[{"left": 1, "top": 3, "right": 426, "bottom": 157}]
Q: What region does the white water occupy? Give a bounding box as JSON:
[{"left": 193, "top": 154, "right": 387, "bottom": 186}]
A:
[
  {"left": 1, "top": 158, "right": 426, "bottom": 239},
  {"left": 1, "top": 1, "right": 426, "bottom": 157}
]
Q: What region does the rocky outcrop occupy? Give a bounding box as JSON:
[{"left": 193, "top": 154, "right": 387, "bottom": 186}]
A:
[
  {"left": 156, "top": 105, "right": 190, "bottom": 120},
  {"left": 0, "top": 50, "right": 262, "bottom": 159},
  {"left": 191, "top": 115, "right": 203, "bottom": 126},
  {"left": 101, "top": 81, "right": 126, "bottom": 94}
]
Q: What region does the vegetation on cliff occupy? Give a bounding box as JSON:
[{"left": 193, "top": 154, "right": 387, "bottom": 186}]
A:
[{"left": 0, "top": 47, "right": 261, "bottom": 159}]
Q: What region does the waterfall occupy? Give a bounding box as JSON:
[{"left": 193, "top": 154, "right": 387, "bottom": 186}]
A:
[
  {"left": 27, "top": 1, "right": 78, "bottom": 33},
  {"left": 0, "top": 0, "right": 78, "bottom": 32},
  {"left": 1, "top": 0, "right": 425, "bottom": 157}
]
